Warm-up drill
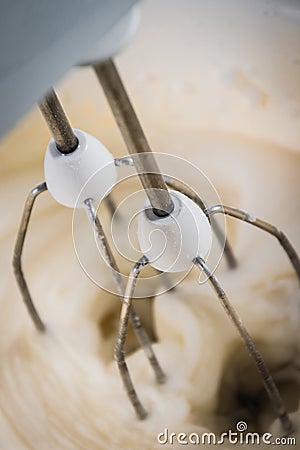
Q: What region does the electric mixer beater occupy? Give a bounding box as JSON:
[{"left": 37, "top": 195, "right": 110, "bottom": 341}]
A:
[
  {"left": 1, "top": 0, "right": 299, "bottom": 442},
  {"left": 12, "top": 53, "right": 300, "bottom": 435}
]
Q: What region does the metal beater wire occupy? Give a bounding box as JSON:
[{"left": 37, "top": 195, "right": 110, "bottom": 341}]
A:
[
  {"left": 114, "top": 255, "right": 165, "bottom": 419},
  {"left": 206, "top": 205, "right": 300, "bottom": 281},
  {"left": 13, "top": 182, "right": 48, "bottom": 332},
  {"left": 194, "top": 256, "right": 294, "bottom": 436},
  {"left": 84, "top": 199, "right": 165, "bottom": 388}
]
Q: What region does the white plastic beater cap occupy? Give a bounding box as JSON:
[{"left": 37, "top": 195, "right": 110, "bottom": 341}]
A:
[
  {"left": 44, "top": 129, "right": 116, "bottom": 208},
  {"left": 137, "top": 190, "right": 212, "bottom": 273}
]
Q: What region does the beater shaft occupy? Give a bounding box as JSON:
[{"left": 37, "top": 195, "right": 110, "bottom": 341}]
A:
[
  {"left": 94, "top": 59, "right": 174, "bottom": 217},
  {"left": 39, "top": 89, "right": 78, "bottom": 154}
]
